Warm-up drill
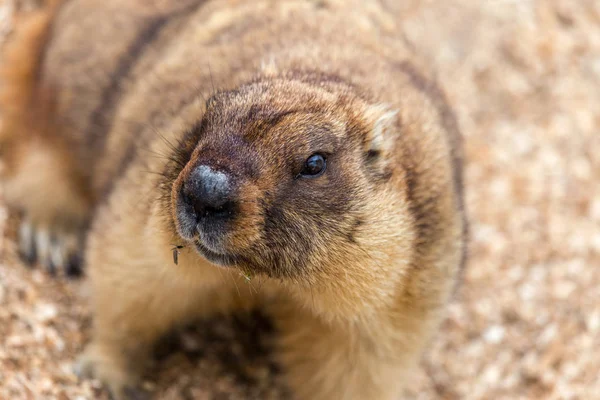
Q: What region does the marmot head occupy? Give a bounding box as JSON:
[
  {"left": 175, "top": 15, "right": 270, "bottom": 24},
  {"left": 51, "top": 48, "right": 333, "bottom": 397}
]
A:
[{"left": 162, "top": 73, "right": 414, "bottom": 312}]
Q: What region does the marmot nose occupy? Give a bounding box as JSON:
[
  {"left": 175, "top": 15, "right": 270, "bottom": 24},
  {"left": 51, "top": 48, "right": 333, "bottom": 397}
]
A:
[{"left": 183, "top": 165, "right": 234, "bottom": 219}]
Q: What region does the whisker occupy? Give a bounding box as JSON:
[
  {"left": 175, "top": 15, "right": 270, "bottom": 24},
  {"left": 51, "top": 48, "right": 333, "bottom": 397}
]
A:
[
  {"left": 148, "top": 124, "right": 179, "bottom": 154},
  {"left": 207, "top": 62, "right": 216, "bottom": 95},
  {"left": 227, "top": 268, "right": 241, "bottom": 298},
  {"left": 141, "top": 169, "right": 170, "bottom": 178},
  {"left": 256, "top": 275, "right": 266, "bottom": 293},
  {"left": 214, "top": 264, "right": 228, "bottom": 287}
]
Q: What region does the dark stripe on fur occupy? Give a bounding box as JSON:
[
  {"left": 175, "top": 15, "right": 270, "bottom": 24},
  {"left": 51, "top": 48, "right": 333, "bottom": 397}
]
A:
[
  {"left": 84, "top": 1, "right": 207, "bottom": 166},
  {"left": 396, "top": 61, "right": 468, "bottom": 275},
  {"left": 83, "top": 17, "right": 169, "bottom": 155},
  {"left": 396, "top": 61, "right": 464, "bottom": 206},
  {"left": 90, "top": 2, "right": 208, "bottom": 203}
]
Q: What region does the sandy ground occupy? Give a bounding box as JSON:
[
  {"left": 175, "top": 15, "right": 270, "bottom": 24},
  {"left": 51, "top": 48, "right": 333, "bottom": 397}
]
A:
[{"left": 1, "top": 0, "right": 599, "bottom": 399}]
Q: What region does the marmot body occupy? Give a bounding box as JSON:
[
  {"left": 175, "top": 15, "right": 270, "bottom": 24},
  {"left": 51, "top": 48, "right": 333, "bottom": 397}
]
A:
[{"left": 1, "top": 1, "right": 467, "bottom": 399}]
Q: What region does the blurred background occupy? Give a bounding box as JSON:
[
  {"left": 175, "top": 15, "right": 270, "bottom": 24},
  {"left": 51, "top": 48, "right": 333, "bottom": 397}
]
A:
[{"left": 1, "top": 0, "right": 599, "bottom": 398}]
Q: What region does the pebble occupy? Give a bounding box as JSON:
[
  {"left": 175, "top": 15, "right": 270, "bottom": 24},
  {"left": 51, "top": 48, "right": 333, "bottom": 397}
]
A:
[
  {"left": 483, "top": 325, "right": 506, "bottom": 344},
  {"left": 34, "top": 303, "right": 58, "bottom": 323}
]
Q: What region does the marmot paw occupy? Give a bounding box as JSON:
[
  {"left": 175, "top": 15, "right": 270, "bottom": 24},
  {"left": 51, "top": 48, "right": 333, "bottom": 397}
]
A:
[{"left": 18, "top": 217, "right": 84, "bottom": 277}]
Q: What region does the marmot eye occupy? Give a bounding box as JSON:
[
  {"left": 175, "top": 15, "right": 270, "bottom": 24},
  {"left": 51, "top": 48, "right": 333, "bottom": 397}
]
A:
[{"left": 300, "top": 154, "right": 326, "bottom": 178}]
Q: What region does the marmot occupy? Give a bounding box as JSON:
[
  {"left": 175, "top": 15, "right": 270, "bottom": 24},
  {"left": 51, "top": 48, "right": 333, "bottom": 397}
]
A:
[{"left": 1, "top": 0, "right": 467, "bottom": 399}]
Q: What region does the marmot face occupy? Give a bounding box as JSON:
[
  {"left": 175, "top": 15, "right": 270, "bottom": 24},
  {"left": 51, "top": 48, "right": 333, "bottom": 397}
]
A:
[{"left": 166, "top": 75, "right": 403, "bottom": 283}]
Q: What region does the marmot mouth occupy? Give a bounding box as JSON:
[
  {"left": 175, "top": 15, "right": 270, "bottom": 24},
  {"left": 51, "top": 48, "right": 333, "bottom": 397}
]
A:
[{"left": 194, "top": 240, "right": 238, "bottom": 267}]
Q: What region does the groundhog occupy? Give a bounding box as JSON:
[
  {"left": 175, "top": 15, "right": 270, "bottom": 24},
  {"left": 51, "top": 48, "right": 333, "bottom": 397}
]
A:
[{"left": 0, "top": 0, "right": 467, "bottom": 399}]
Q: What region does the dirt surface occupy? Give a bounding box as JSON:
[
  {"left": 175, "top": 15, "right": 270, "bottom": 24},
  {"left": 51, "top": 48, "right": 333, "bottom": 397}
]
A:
[{"left": 1, "top": 0, "right": 599, "bottom": 399}]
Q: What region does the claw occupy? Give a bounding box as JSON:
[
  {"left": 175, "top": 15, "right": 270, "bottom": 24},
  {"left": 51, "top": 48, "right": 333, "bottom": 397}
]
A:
[
  {"left": 18, "top": 220, "right": 37, "bottom": 266},
  {"left": 66, "top": 252, "right": 83, "bottom": 277}
]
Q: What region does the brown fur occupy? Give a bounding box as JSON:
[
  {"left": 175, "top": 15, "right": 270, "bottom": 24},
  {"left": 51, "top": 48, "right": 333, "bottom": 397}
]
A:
[
  {"left": 1, "top": 0, "right": 467, "bottom": 398},
  {"left": 0, "top": 0, "right": 74, "bottom": 216}
]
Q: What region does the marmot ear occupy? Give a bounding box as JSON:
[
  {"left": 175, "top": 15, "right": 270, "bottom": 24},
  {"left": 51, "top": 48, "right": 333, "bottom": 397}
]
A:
[{"left": 364, "top": 104, "right": 399, "bottom": 160}]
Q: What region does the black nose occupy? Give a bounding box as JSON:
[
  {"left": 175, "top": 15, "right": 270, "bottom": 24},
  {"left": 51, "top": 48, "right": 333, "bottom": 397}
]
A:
[{"left": 183, "top": 165, "right": 235, "bottom": 219}]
